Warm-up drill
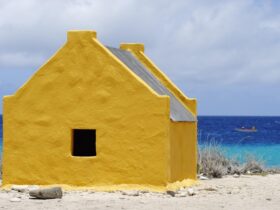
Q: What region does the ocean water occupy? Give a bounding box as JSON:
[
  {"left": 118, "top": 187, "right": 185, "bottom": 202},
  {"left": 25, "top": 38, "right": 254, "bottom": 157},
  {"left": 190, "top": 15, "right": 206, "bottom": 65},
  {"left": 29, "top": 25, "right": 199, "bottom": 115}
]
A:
[
  {"left": 198, "top": 116, "right": 280, "bottom": 167},
  {"left": 0, "top": 116, "right": 2, "bottom": 153},
  {"left": 0, "top": 115, "right": 279, "bottom": 167}
]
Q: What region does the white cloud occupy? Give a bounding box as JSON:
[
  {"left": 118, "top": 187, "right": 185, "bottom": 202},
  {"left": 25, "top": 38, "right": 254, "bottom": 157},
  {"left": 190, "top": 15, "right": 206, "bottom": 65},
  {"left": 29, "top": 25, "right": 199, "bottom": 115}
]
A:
[
  {"left": 145, "top": 0, "right": 280, "bottom": 86},
  {"left": 0, "top": 0, "right": 280, "bottom": 114},
  {"left": 0, "top": 52, "right": 45, "bottom": 68}
]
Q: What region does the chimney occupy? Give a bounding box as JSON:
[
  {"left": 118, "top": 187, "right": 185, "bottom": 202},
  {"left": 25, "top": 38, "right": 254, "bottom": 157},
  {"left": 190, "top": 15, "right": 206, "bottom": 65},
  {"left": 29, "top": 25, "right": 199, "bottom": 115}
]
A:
[
  {"left": 120, "top": 43, "right": 144, "bottom": 53},
  {"left": 67, "top": 30, "right": 97, "bottom": 42}
]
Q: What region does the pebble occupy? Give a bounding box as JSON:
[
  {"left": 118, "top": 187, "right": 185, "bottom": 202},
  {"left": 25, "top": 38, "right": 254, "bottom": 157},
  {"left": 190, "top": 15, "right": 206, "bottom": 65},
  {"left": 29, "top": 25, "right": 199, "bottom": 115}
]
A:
[
  {"left": 9, "top": 197, "right": 21, "bottom": 202},
  {"left": 233, "top": 174, "right": 240, "bottom": 178},
  {"left": 29, "top": 187, "right": 63, "bottom": 199},
  {"left": 176, "top": 192, "right": 188, "bottom": 197},
  {"left": 166, "top": 190, "right": 176, "bottom": 197},
  {"left": 199, "top": 175, "right": 209, "bottom": 180},
  {"left": 203, "top": 187, "right": 218, "bottom": 192},
  {"left": 121, "top": 191, "right": 139, "bottom": 196},
  {"left": 140, "top": 190, "right": 149, "bottom": 194},
  {"left": 187, "top": 188, "right": 195, "bottom": 196}
]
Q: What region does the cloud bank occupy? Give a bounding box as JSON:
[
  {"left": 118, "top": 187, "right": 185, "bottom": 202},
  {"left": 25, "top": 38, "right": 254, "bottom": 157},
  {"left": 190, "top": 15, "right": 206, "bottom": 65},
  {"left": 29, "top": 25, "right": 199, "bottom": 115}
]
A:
[{"left": 1, "top": 0, "right": 280, "bottom": 115}]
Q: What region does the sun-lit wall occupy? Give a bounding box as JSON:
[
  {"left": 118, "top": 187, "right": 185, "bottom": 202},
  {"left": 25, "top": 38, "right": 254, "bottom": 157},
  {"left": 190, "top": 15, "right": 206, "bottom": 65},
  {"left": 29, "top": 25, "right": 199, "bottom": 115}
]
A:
[
  {"left": 122, "top": 43, "right": 198, "bottom": 183},
  {"left": 3, "top": 31, "right": 171, "bottom": 189}
]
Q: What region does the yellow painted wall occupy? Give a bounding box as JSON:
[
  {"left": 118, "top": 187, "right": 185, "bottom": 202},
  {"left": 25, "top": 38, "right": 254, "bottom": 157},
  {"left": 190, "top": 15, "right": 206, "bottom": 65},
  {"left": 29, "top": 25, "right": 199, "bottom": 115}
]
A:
[
  {"left": 120, "top": 43, "right": 198, "bottom": 183},
  {"left": 169, "top": 121, "right": 197, "bottom": 182},
  {"left": 3, "top": 31, "right": 171, "bottom": 188}
]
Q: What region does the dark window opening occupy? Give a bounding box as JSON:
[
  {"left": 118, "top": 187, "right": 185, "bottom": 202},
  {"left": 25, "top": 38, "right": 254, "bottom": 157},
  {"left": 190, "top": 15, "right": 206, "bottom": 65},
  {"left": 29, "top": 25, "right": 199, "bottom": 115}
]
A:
[{"left": 72, "top": 129, "right": 96, "bottom": 156}]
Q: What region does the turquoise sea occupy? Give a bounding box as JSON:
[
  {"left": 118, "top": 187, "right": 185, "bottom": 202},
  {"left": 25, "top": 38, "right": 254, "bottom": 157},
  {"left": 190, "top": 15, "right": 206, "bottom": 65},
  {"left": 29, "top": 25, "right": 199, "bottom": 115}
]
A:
[
  {"left": 198, "top": 116, "right": 280, "bottom": 167},
  {"left": 0, "top": 115, "right": 280, "bottom": 167}
]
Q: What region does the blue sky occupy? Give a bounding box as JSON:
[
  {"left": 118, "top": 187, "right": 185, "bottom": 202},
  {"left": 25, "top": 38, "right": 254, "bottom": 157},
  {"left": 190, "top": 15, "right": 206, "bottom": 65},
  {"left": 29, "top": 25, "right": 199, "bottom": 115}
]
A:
[{"left": 1, "top": 0, "right": 280, "bottom": 115}]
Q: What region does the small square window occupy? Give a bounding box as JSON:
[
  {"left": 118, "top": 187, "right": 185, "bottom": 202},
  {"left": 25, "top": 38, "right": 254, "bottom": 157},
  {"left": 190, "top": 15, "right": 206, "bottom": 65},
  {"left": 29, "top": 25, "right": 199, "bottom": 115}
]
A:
[{"left": 72, "top": 129, "right": 96, "bottom": 156}]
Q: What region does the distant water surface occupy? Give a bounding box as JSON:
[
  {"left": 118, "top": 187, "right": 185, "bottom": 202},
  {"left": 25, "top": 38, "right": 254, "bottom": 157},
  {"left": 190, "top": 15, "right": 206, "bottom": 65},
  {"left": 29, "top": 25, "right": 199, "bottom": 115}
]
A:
[
  {"left": 0, "top": 115, "right": 280, "bottom": 166},
  {"left": 0, "top": 116, "right": 2, "bottom": 153},
  {"left": 198, "top": 116, "right": 280, "bottom": 167}
]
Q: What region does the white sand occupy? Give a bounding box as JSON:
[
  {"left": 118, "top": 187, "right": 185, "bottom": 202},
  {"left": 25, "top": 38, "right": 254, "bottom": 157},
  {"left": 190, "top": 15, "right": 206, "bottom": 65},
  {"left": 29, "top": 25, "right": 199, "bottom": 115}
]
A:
[{"left": 0, "top": 174, "right": 279, "bottom": 210}]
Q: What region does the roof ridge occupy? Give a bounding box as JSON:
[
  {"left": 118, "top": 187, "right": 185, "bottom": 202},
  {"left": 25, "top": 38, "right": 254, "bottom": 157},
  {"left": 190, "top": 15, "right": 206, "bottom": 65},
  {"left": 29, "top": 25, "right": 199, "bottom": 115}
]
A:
[{"left": 107, "top": 47, "right": 196, "bottom": 122}]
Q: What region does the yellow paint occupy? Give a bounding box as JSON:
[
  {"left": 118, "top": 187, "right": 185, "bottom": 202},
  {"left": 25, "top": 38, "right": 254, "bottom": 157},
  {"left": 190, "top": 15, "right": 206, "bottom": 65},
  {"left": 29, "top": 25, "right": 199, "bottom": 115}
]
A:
[
  {"left": 2, "top": 30, "right": 197, "bottom": 191},
  {"left": 169, "top": 121, "right": 197, "bottom": 182},
  {"left": 120, "top": 43, "right": 198, "bottom": 183}
]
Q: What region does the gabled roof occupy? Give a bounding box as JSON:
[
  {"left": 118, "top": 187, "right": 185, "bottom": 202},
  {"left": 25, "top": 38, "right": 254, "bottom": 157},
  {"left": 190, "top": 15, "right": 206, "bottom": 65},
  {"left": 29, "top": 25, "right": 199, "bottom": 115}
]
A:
[{"left": 107, "top": 47, "right": 196, "bottom": 122}]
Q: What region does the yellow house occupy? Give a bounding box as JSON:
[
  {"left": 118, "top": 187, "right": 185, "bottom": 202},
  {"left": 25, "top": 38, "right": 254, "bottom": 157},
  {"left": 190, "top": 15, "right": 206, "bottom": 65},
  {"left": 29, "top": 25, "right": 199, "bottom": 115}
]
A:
[{"left": 2, "top": 30, "right": 197, "bottom": 191}]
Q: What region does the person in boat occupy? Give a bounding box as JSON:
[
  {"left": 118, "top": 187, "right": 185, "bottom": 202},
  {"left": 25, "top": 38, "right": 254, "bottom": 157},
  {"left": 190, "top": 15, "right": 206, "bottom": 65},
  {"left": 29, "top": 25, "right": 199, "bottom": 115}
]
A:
[{"left": 235, "top": 126, "right": 257, "bottom": 132}]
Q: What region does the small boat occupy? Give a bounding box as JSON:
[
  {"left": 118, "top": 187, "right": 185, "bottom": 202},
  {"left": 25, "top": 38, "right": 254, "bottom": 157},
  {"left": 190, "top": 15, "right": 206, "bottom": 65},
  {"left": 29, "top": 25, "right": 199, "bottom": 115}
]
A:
[{"left": 235, "top": 126, "right": 257, "bottom": 132}]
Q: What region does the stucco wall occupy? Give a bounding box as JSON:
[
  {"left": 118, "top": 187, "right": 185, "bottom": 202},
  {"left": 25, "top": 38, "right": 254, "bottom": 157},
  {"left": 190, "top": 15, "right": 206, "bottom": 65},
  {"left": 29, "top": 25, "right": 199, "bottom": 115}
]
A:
[
  {"left": 2, "top": 31, "right": 170, "bottom": 188},
  {"left": 169, "top": 121, "right": 197, "bottom": 182},
  {"left": 119, "top": 43, "right": 197, "bottom": 183}
]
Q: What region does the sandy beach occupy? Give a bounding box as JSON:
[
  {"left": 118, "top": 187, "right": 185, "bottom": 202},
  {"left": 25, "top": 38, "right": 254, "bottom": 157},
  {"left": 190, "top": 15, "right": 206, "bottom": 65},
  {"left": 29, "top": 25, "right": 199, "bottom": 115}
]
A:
[{"left": 0, "top": 174, "right": 279, "bottom": 210}]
